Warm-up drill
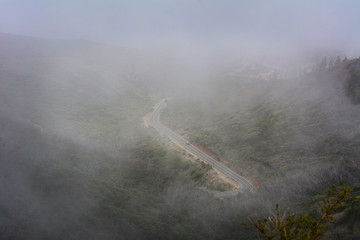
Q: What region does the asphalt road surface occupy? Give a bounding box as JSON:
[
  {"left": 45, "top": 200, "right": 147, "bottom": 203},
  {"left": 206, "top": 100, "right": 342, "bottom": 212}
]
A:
[{"left": 148, "top": 99, "right": 253, "bottom": 196}]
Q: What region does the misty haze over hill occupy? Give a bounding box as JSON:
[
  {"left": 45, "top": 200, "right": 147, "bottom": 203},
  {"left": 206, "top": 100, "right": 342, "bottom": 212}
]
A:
[{"left": 1, "top": 1, "right": 360, "bottom": 240}]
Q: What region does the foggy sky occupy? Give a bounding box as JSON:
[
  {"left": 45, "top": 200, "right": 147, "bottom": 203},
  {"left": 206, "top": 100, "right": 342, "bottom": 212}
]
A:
[{"left": 1, "top": 0, "right": 360, "bottom": 57}]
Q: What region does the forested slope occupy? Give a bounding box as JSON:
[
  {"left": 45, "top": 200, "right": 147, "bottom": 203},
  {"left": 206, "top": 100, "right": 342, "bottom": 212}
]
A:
[
  {"left": 0, "top": 33, "right": 215, "bottom": 239},
  {"left": 1, "top": 33, "right": 360, "bottom": 239},
  {"left": 162, "top": 59, "right": 360, "bottom": 238},
  {"left": 163, "top": 59, "right": 360, "bottom": 180}
]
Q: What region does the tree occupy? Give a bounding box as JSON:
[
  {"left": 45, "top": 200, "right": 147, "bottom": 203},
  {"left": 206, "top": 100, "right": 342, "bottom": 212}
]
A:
[
  {"left": 319, "top": 57, "right": 328, "bottom": 70},
  {"left": 247, "top": 185, "right": 357, "bottom": 240},
  {"left": 328, "top": 58, "right": 334, "bottom": 69},
  {"left": 334, "top": 56, "right": 342, "bottom": 66}
]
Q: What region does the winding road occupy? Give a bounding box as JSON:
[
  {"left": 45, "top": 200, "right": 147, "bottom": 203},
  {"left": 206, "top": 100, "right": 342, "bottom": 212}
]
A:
[{"left": 148, "top": 99, "right": 253, "bottom": 196}]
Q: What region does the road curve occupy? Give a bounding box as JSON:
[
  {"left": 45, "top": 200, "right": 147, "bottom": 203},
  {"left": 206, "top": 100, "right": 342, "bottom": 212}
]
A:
[{"left": 148, "top": 99, "right": 253, "bottom": 196}]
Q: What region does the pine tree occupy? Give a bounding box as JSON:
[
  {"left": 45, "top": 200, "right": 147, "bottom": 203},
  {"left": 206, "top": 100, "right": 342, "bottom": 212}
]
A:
[
  {"left": 319, "top": 57, "right": 327, "bottom": 70},
  {"left": 247, "top": 185, "right": 357, "bottom": 240},
  {"left": 334, "top": 56, "right": 341, "bottom": 66}
]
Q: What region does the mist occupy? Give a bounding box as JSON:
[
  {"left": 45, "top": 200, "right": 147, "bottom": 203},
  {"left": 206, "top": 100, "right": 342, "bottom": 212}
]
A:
[
  {"left": 1, "top": 1, "right": 360, "bottom": 240},
  {"left": 1, "top": 1, "right": 359, "bottom": 59}
]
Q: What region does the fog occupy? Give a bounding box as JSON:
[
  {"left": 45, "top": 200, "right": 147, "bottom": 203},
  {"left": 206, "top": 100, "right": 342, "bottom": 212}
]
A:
[
  {"left": 1, "top": 1, "right": 360, "bottom": 59},
  {"left": 1, "top": 1, "right": 360, "bottom": 240}
]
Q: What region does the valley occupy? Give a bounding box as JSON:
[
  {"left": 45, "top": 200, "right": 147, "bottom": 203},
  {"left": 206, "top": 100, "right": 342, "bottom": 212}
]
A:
[{"left": 1, "top": 32, "right": 360, "bottom": 240}]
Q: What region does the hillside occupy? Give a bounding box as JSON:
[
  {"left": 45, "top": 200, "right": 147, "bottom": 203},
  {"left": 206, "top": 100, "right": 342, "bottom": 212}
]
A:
[
  {"left": 163, "top": 58, "right": 360, "bottom": 179},
  {"left": 0, "top": 34, "right": 218, "bottom": 239},
  {"left": 1, "top": 33, "right": 360, "bottom": 239},
  {"left": 162, "top": 58, "right": 360, "bottom": 238},
  {"left": 0, "top": 33, "right": 270, "bottom": 240},
  {"left": 0, "top": 33, "right": 190, "bottom": 150}
]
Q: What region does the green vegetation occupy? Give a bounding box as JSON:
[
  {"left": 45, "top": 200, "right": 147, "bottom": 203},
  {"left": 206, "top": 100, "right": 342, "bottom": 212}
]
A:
[
  {"left": 163, "top": 59, "right": 360, "bottom": 181},
  {"left": 2, "top": 34, "right": 360, "bottom": 239},
  {"left": 0, "top": 116, "right": 215, "bottom": 239},
  {"left": 162, "top": 58, "right": 360, "bottom": 238},
  {"left": 0, "top": 34, "right": 217, "bottom": 239},
  {"left": 248, "top": 185, "right": 357, "bottom": 240}
]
